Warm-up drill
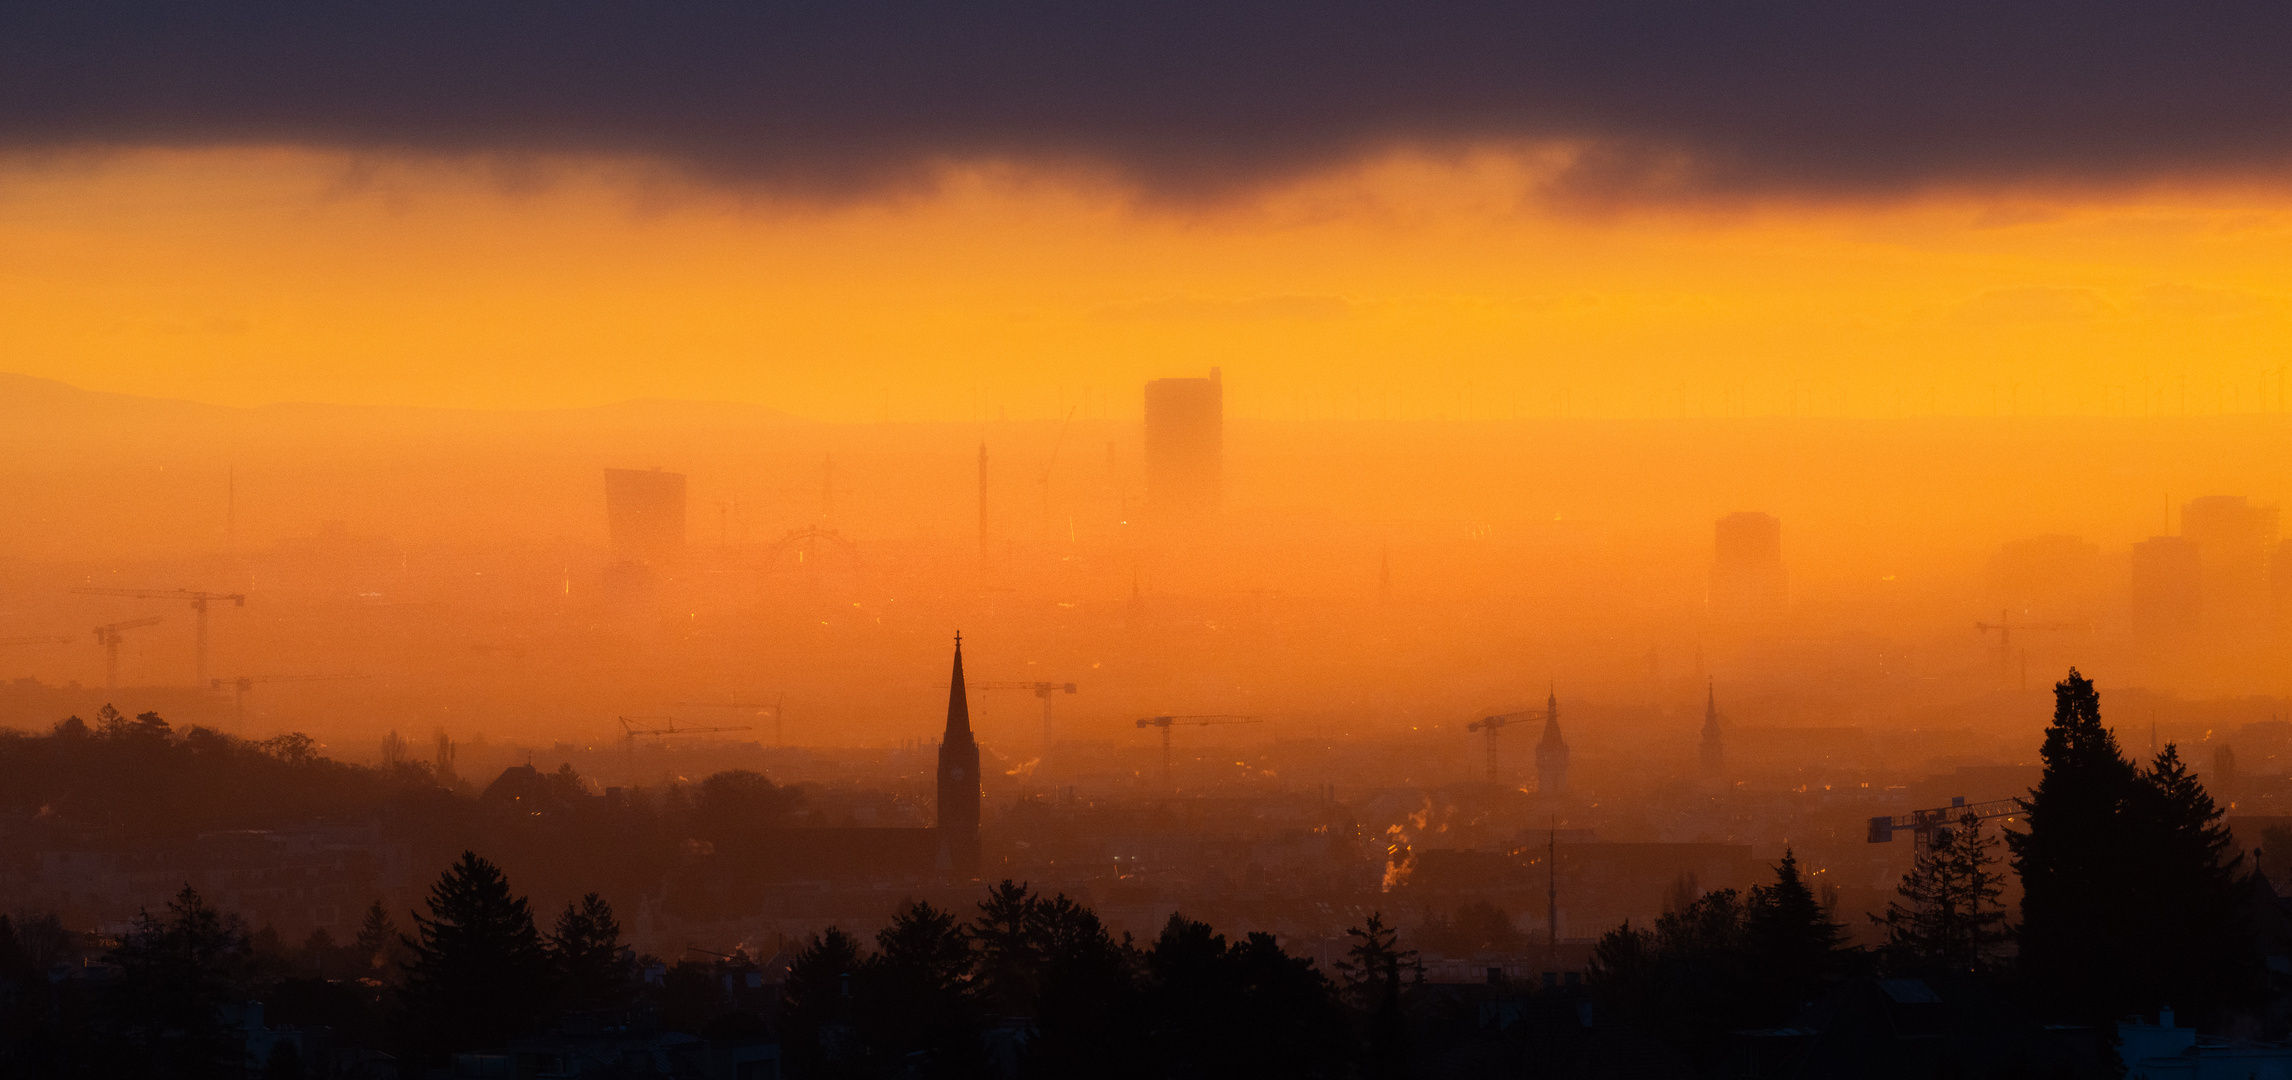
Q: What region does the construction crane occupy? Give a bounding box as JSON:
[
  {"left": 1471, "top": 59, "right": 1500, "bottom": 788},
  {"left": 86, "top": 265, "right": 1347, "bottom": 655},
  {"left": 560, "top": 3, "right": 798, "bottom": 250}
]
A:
[
  {"left": 211, "top": 674, "right": 367, "bottom": 725},
  {"left": 616, "top": 715, "right": 754, "bottom": 752},
  {"left": 1468, "top": 698, "right": 1557, "bottom": 784},
  {"left": 674, "top": 695, "right": 786, "bottom": 746},
  {"left": 71, "top": 588, "right": 246, "bottom": 685},
  {"left": 957, "top": 681, "right": 1078, "bottom": 759},
  {"left": 93, "top": 617, "right": 163, "bottom": 690},
  {"left": 1135, "top": 715, "right": 1260, "bottom": 788},
  {"left": 1974, "top": 609, "right": 2075, "bottom": 692},
  {"left": 1867, "top": 796, "right": 2024, "bottom": 850}
]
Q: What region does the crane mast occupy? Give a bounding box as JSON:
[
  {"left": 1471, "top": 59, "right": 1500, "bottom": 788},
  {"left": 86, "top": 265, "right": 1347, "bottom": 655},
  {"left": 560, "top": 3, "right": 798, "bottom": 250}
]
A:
[{"left": 72, "top": 588, "right": 246, "bottom": 685}]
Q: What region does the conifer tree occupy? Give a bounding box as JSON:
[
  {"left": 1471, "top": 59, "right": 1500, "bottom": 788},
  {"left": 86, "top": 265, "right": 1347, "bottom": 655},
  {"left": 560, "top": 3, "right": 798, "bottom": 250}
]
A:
[
  {"left": 1028, "top": 893, "right": 1143, "bottom": 1079},
  {"left": 972, "top": 879, "right": 1043, "bottom": 1017},
  {"left": 2127, "top": 744, "right": 2262, "bottom": 1020},
  {"left": 353, "top": 899, "right": 407, "bottom": 979},
  {"left": 781, "top": 927, "right": 865, "bottom": 1079},
  {"left": 1746, "top": 848, "right": 1849, "bottom": 1010},
  {"left": 854, "top": 900, "right": 979, "bottom": 1077},
  {"left": 2008, "top": 669, "right": 2141, "bottom": 1022},
  {"left": 1872, "top": 814, "right": 2011, "bottom": 974},
  {"left": 395, "top": 852, "right": 553, "bottom": 1061},
  {"left": 548, "top": 893, "right": 630, "bottom": 1012},
  {"left": 1336, "top": 912, "right": 1418, "bottom": 1079},
  {"left": 107, "top": 885, "right": 252, "bottom": 1078}
]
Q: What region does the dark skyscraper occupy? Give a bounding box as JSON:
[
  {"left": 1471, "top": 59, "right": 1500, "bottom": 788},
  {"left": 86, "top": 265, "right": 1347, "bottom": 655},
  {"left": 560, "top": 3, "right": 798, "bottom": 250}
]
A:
[
  {"left": 1143, "top": 368, "right": 1223, "bottom": 520},
  {"left": 1709, "top": 511, "right": 1786, "bottom": 625},
  {"left": 603, "top": 467, "right": 687, "bottom": 565},
  {"left": 2181, "top": 495, "right": 2278, "bottom": 629},
  {"left": 936, "top": 634, "right": 981, "bottom": 875}
]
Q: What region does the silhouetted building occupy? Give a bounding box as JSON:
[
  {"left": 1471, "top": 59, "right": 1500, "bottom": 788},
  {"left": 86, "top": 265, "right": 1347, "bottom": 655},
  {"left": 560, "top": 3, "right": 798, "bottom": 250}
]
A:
[
  {"left": 1535, "top": 688, "right": 1568, "bottom": 795},
  {"left": 603, "top": 467, "right": 687, "bottom": 565},
  {"left": 1143, "top": 369, "right": 1223, "bottom": 519},
  {"left": 936, "top": 635, "right": 981, "bottom": 875},
  {"left": 2182, "top": 495, "right": 2278, "bottom": 628},
  {"left": 1699, "top": 683, "right": 1724, "bottom": 775},
  {"left": 1709, "top": 512, "right": 1786, "bottom": 624},
  {"left": 2130, "top": 535, "right": 2202, "bottom": 637}
]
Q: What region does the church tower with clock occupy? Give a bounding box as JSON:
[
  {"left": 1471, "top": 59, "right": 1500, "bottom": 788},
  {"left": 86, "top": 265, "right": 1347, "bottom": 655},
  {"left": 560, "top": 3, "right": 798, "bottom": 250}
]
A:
[{"left": 935, "top": 633, "right": 982, "bottom": 875}]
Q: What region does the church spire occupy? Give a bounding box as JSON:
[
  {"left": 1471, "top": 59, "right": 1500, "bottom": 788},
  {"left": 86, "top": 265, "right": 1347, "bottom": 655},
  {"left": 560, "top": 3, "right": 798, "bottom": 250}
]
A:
[
  {"left": 945, "top": 631, "right": 972, "bottom": 739},
  {"left": 936, "top": 631, "right": 982, "bottom": 875},
  {"left": 1536, "top": 683, "right": 1569, "bottom": 794}
]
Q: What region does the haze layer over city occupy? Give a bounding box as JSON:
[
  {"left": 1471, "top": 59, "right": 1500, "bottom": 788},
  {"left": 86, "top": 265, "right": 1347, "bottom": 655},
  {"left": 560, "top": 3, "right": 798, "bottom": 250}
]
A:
[{"left": 8, "top": 6, "right": 2292, "bottom": 1078}]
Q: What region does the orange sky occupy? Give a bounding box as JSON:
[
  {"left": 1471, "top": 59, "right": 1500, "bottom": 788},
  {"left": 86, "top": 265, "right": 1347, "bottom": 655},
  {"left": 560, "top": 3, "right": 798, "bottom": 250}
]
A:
[{"left": 5, "top": 146, "right": 2290, "bottom": 421}]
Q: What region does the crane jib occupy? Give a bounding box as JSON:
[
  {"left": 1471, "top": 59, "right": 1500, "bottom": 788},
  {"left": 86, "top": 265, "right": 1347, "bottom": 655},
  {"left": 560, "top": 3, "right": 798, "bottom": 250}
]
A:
[{"left": 1867, "top": 797, "right": 2024, "bottom": 845}]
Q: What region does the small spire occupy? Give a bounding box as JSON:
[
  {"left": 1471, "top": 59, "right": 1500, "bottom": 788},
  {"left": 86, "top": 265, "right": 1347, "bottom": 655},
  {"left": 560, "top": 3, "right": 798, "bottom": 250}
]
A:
[{"left": 945, "top": 632, "right": 972, "bottom": 739}]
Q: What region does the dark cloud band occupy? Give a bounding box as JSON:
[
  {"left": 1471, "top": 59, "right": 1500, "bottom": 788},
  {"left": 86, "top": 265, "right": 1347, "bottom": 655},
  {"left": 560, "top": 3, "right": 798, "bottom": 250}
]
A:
[{"left": 6, "top": 2, "right": 2291, "bottom": 198}]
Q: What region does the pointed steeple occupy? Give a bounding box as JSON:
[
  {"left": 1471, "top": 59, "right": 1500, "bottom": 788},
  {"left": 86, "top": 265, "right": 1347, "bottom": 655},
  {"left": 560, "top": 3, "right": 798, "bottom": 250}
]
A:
[
  {"left": 945, "top": 631, "right": 972, "bottom": 740},
  {"left": 936, "top": 632, "right": 982, "bottom": 875},
  {"left": 1536, "top": 683, "right": 1569, "bottom": 794}
]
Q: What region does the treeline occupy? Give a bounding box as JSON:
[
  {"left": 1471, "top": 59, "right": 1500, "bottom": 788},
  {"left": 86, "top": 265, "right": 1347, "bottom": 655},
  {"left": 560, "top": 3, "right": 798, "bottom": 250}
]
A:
[
  {"left": 0, "top": 849, "right": 1431, "bottom": 1079},
  {"left": 777, "top": 884, "right": 1401, "bottom": 1079},
  {"left": 1587, "top": 669, "right": 2266, "bottom": 1066},
  {"left": 0, "top": 705, "right": 810, "bottom": 919}
]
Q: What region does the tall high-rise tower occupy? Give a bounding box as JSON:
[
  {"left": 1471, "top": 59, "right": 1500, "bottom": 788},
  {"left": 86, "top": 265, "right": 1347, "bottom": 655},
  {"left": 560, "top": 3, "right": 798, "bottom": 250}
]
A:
[
  {"left": 1535, "top": 687, "right": 1569, "bottom": 795},
  {"left": 603, "top": 467, "right": 687, "bottom": 565},
  {"left": 1709, "top": 512, "right": 1785, "bottom": 625},
  {"left": 1143, "top": 368, "right": 1223, "bottom": 521},
  {"left": 936, "top": 634, "right": 982, "bottom": 875},
  {"left": 1699, "top": 682, "right": 1725, "bottom": 775}
]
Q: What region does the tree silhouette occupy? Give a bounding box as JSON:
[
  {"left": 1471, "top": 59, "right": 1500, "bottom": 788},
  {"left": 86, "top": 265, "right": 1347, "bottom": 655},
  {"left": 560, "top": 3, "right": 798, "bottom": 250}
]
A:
[
  {"left": 781, "top": 927, "right": 865, "bottom": 1078},
  {"left": 1745, "top": 848, "right": 1850, "bottom": 1009},
  {"left": 1335, "top": 912, "right": 1418, "bottom": 1079},
  {"left": 352, "top": 900, "right": 408, "bottom": 980},
  {"left": 1872, "top": 813, "right": 2011, "bottom": 974},
  {"left": 2008, "top": 669, "right": 2142, "bottom": 1022},
  {"left": 1026, "top": 893, "right": 1143, "bottom": 1079},
  {"left": 395, "top": 852, "right": 553, "bottom": 1061},
  {"left": 972, "top": 880, "right": 1042, "bottom": 1017},
  {"left": 549, "top": 893, "right": 631, "bottom": 1012},
  {"left": 855, "top": 900, "right": 979, "bottom": 1077},
  {"left": 1144, "top": 914, "right": 1345, "bottom": 1080},
  {"left": 106, "top": 885, "right": 252, "bottom": 1079},
  {"left": 2127, "top": 743, "right": 2262, "bottom": 1021},
  {"left": 1589, "top": 888, "right": 1761, "bottom": 1067}
]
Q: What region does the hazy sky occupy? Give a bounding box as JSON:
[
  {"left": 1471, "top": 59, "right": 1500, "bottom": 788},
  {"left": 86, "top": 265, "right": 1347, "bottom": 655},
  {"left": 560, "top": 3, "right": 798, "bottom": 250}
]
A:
[{"left": 6, "top": 4, "right": 2292, "bottom": 419}]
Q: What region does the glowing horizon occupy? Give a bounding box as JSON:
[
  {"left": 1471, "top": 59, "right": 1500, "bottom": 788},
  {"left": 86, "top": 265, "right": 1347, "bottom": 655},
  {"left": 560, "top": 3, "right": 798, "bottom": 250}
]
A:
[{"left": 5, "top": 147, "right": 2291, "bottom": 422}]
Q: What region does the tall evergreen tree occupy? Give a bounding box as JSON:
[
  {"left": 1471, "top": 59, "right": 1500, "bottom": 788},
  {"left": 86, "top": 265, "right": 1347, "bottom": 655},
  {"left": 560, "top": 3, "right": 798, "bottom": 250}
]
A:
[
  {"left": 106, "top": 885, "right": 252, "bottom": 1079},
  {"left": 1872, "top": 813, "right": 2012, "bottom": 974},
  {"left": 395, "top": 852, "right": 554, "bottom": 1061},
  {"left": 2009, "top": 669, "right": 2143, "bottom": 1022},
  {"left": 352, "top": 899, "right": 407, "bottom": 980},
  {"left": 2127, "top": 744, "right": 2262, "bottom": 1021},
  {"left": 1026, "top": 893, "right": 1143, "bottom": 1079},
  {"left": 972, "top": 880, "right": 1043, "bottom": 1017},
  {"left": 782, "top": 927, "right": 865, "bottom": 1079},
  {"left": 1745, "top": 849, "right": 1850, "bottom": 1009},
  {"left": 549, "top": 893, "right": 631, "bottom": 1012},
  {"left": 854, "top": 900, "right": 979, "bottom": 1078},
  {"left": 1335, "top": 912, "right": 1417, "bottom": 1079}
]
